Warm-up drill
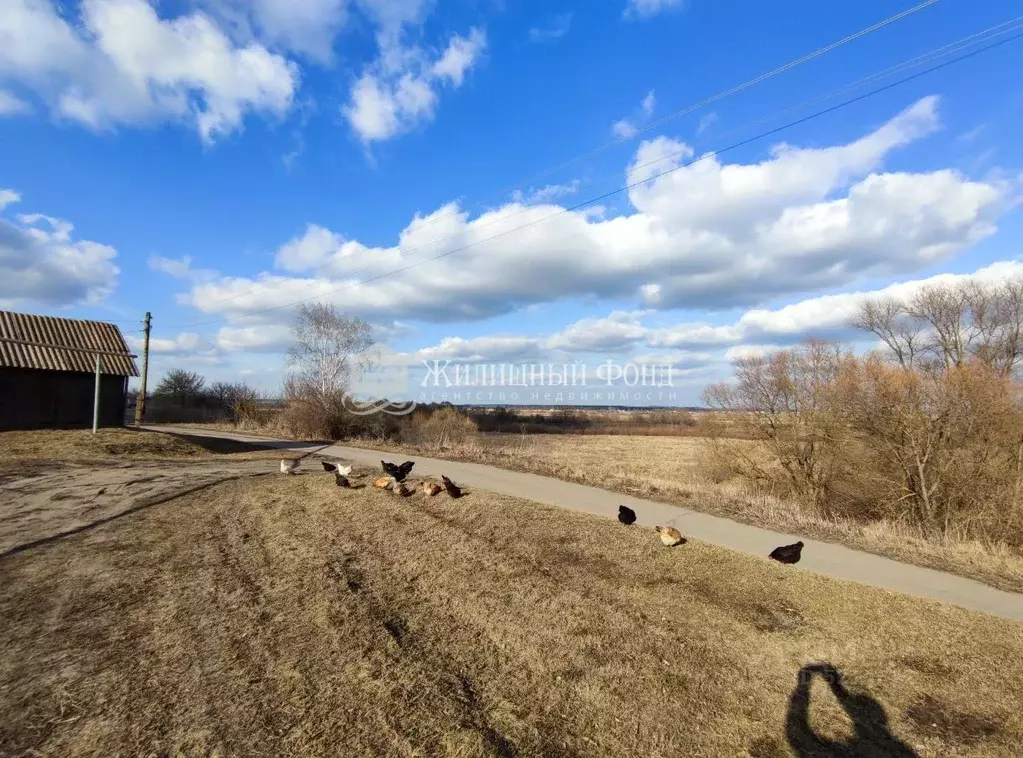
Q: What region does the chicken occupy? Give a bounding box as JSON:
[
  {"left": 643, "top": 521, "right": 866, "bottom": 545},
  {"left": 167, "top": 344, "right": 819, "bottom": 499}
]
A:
[
  {"left": 655, "top": 525, "right": 684, "bottom": 547},
  {"left": 322, "top": 460, "right": 353, "bottom": 476},
  {"left": 769, "top": 541, "right": 804, "bottom": 564},
  {"left": 280, "top": 459, "right": 299, "bottom": 475},
  {"left": 441, "top": 475, "right": 462, "bottom": 498},
  {"left": 381, "top": 460, "right": 415, "bottom": 482},
  {"left": 618, "top": 505, "right": 637, "bottom": 525},
  {"left": 422, "top": 481, "right": 443, "bottom": 497},
  {"left": 373, "top": 475, "right": 396, "bottom": 489},
  {"left": 335, "top": 471, "right": 352, "bottom": 488},
  {"left": 393, "top": 482, "right": 413, "bottom": 497}
]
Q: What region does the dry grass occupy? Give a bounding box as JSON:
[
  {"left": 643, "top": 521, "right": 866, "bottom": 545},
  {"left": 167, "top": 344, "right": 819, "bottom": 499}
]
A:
[
  {"left": 2, "top": 467, "right": 1022, "bottom": 756},
  {"left": 342, "top": 434, "right": 1023, "bottom": 595},
  {"left": 0, "top": 428, "right": 287, "bottom": 465}
]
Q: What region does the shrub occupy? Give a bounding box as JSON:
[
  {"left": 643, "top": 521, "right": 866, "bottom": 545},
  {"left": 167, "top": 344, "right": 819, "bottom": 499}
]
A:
[{"left": 400, "top": 406, "right": 480, "bottom": 451}]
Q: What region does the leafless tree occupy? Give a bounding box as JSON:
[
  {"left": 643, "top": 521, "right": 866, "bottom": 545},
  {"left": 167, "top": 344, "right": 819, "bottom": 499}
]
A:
[
  {"left": 702, "top": 339, "right": 853, "bottom": 511},
  {"left": 154, "top": 369, "right": 206, "bottom": 406},
  {"left": 851, "top": 275, "right": 1023, "bottom": 377},
  {"left": 286, "top": 303, "right": 375, "bottom": 403}
]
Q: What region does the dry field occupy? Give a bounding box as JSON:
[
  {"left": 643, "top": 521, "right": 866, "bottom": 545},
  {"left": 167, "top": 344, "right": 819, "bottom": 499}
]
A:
[
  {"left": 2, "top": 432, "right": 1023, "bottom": 757},
  {"left": 336, "top": 433, "right": 1023, "bottom": 595}
]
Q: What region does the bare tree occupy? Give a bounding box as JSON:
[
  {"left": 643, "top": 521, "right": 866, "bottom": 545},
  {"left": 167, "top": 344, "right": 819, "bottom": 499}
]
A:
[
  {"left": 849, "top": 296, "right": 927, "bottom": 369},
  {"left": 285, "top": 303, "right": 375, "bottom": 408},
  {"left": 154, "top": 369, "right": 206, "bottom": 407},
  {"left": 852, "top": 275, "right": 1023, "bottom": 376},
  {"left": 703, "top": 339, "right": 853, "bottom": 511}
]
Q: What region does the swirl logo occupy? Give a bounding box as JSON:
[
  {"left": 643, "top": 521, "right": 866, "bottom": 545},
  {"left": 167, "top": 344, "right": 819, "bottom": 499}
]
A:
[{"left": 341, "top": 392, "right": 418, "bottom": 416}]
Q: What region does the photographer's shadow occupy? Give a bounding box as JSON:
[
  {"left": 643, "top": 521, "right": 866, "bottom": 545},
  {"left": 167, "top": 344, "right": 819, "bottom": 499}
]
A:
[{"left": 785, "top": 663, "right": 917, "bottom": 757}]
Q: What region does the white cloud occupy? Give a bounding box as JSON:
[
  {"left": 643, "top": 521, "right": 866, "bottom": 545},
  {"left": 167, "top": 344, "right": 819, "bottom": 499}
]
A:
[
  {"left": 612, "top": 89, "right": 656, "bottom": 139},
  {"left": 432, "top": 28, "right": 486, "bottom": 86},
  {"left": 126, "top": 330, "right": 220, "bottom": 357},
  {"left": 0, "top": 190, "right": 120, "bottom": 308},
  {"left": 0, "top": 0, "right": 299, "bottom": 143},
  {"left": 612, "top": 119, "right": 638, "bottom": 139},
  {"left": 216, "top": 323, "right": 292, "bottom": 352},
  {"left": 0, "top": 89, "right": 30, "bottom": 115},
  {"left": 545, "top": 311, "right": 649, "bottom": 353},
  {"left": 696, "top": 111, "right": 717, "bottom": 135},
  {"left": 200, "top": 0, "right": 348, "bottom": 63},
  {"left": 343, "top": 25, "right": 485, "bottom": 143},
  {"left": 529, "top": 13, "right": 572, "bottom": 43},
  {"left": 0, "top": 189, "right": 21, "bottom": 210},
  {"left": 510, "top": 180, "right": 580, "bottom": 205},
  {"left": 148, "top": 254, "right": 218, "bottom": 284},
  {"left": 641, "top": 90, "right": 655, "bottom": 117},
  {"left": 625, "top": 0, "right": 685, "bottom": 20},
  {"left": 178, "top": 97, "right": 1015, "bottom": 332}
]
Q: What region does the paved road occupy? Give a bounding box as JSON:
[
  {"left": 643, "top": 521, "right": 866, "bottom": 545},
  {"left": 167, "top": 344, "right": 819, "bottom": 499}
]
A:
[{"left": 147, "top": 425, "right": 1023, "bottom": 623}]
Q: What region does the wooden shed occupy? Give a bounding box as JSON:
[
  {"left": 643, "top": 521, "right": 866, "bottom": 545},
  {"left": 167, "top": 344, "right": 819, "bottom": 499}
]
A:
[{"left": 0, "top": 310, "right": 140, "bottom": 431}]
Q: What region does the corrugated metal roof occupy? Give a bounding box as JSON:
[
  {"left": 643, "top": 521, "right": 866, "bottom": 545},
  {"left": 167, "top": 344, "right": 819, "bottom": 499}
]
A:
[{"left": 0, "top": 310, "right": 139, "bottom": 377}]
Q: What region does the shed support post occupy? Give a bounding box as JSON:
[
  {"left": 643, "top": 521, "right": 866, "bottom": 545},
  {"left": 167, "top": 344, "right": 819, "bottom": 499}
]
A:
[{"left": 93, "top": 353, "right": 101, "bottom": 434}]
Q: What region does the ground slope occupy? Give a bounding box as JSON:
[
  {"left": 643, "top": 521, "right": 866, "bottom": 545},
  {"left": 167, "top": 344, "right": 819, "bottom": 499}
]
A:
[{"left": 2, "top": 469, "right": 1022, "bottom": 757}]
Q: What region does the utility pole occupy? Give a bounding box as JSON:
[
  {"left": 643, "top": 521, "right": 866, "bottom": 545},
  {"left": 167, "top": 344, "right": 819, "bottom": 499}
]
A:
[{"left": 134, "top": 312, "right": 151, "bottom": 426}]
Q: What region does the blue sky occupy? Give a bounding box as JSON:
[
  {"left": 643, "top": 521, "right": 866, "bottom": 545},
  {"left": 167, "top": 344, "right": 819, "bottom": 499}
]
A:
[{"left": 2, "top": 0, "right": 1022, "bottom": 406}]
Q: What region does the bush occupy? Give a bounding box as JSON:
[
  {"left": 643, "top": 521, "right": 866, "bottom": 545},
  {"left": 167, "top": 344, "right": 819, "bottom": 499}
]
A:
[
  {"left": 704, "top": 338, "right": 1023, "bottom": 545},
  {"left": 399, "top": 406, "right": 480, "bottom": 451}
]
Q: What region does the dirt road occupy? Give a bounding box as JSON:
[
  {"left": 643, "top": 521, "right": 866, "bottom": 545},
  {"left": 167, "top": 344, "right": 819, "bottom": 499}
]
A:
[{"left": 144, "top": 425, "right": 1023, "bottom": 623}]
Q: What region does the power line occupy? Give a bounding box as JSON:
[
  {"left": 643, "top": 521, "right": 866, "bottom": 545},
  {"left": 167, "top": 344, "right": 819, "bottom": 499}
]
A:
[
  {"left": 174, "top": 0, "right": 939, "bottom": 318},
  {"left": 163, "top": 25, "right": 1022, "bottom": 332}
]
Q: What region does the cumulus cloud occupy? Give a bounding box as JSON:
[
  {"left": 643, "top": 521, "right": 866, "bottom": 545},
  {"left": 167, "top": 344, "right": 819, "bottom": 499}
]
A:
[
  {"left": 0, "top": 189, "right": 120, "bottom": 308},
  {"left": 625, "top": 0, "right": 685, "bottom": 20},
  {"left": 0, "top": 89, "right": 30, "bottom": 115},
  {"left": 343, "top": 25, "right": 486, "bottom": 143},
  {"left": 126, "top": 330, "right": 220, "bottom": 357},
  {"left": 612, "top": 89, "right": 656, "bottom": 140},
  {"left": 199, "top": 0, "right": 348, "bottom": 63},
  {"left": 178, "top": 96, "right": 1014, "bottom": 329},
  {"left": 510, "top": 180, "right": 580, "bottom": 205},
  {"left": 528, "top": 13, "right": 572, "bottom": 43},
  {"left": 148, "top": 254, "right": 219, "bottom": 284},
  {"left": 0, "top": 0, "right": 299, "bottom": 143},
  {"left": 696, "top": 111, "right": 717, "bottom": 135},
  {"left": 550, "top": 259, "right": 1023, "bottom": 356}
]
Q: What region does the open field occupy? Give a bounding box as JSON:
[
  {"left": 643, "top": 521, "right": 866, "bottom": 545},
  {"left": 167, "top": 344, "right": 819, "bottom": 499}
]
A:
[
  {"left": 3, "top": 448, "right": 1023, "bottom": 757},
  {"left": 322, "top": 432, "right": 1023, "bottom": 595}
]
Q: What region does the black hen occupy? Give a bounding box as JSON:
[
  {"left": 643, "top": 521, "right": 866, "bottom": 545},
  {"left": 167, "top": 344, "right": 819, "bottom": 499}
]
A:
[
  {"left": 335, "top": 471, "right": 352, "bottom": 488},
  {"left": 441, "top": 475, "right": 462, "bottom": 498},
  {"left": 769, "top": 541, "right": 804, "bottom": 564},
  {"left": 618, "top": 505, "right": 637, "bottom": 525},
  {"left": 381, "top": 460, "right": 416, "bottom": 482}
]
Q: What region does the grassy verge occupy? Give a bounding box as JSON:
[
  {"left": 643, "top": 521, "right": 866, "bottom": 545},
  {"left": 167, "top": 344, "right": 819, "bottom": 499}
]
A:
[
  {"left": 334, "top": 433, "right": 1023, "bottom": 595},
  {"left": 0, "top": 428, "right": 288, "bottom": 466},
  {"left": 2, "top": 470, "right": 1021, "bottom": 756}
]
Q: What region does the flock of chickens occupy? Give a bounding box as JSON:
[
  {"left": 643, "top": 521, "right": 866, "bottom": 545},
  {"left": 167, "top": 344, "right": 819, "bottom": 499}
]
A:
[
  {"left": 279, "top": 456, "right": 464, "bottom": 499},
  {"left": 614, "top": 505, "right": 804, "bottom": 564},
  {"left": 280, "top": 455, "right": 805, "bottom": 564}
]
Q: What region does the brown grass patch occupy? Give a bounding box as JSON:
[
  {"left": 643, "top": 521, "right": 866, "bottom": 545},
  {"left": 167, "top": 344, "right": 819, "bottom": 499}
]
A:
[
  {"left": 0, "top": 428, "right": 289, "bottom": 466},
  {"left": 339, "top": 433, "right": 1023, "bottom": 594},
  {"left": 2, "top": 470, "right": 1022, "bottom": 756}
]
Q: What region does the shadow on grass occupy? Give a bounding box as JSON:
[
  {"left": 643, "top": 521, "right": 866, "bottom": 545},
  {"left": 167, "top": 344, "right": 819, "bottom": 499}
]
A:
[
  {"left": 147, "top": 428, "right": 328, "bottom": 456},
  {"left": 786, "top": 663, "right": 917, "bottom": 757}
]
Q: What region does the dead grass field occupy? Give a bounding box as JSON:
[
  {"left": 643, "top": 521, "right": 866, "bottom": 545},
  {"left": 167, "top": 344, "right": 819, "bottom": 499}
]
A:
[
  {"left": 336, "top": 433, "right": 1023, "bottom": 595},
  {"left": 2, "top": 457, "right": 1023, "bottom": 757}
]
